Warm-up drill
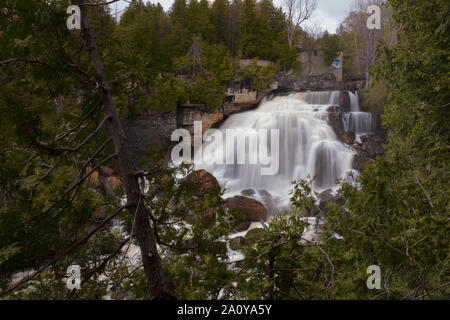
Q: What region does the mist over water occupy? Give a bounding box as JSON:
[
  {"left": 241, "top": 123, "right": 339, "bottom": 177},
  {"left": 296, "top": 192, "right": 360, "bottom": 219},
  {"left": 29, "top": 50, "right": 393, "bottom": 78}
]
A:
[{"left": 195, "top": 91, "right": 371, "bottom": 213}]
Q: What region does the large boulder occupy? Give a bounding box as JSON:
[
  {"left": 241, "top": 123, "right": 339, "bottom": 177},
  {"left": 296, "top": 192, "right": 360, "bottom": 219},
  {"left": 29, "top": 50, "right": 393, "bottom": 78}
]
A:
[
  {"left": 319, "top": 189, "right": 345, "bottom": 212},
  {"left": 342, "top": 130, "right": 356, "bottom": 144},
  {"left": 233, "top": 221, "right": 251, "bottom": 232},
  {"left": 230, "top": 236, "right": 245, "bottom": 250},
  {"left": 185, "top": 170, "right": 220, "bottom": 198},
  {"left": 226, "top": 195, "right": 267, "bottom": 222},
  {"left": 241, "top": 189, "right": 256, "bottom": 196}
]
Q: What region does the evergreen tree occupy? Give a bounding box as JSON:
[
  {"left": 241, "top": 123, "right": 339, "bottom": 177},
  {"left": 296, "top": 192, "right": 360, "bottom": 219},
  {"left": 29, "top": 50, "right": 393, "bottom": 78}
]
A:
[{"left": 210, "top": 0, "right": 230, "bottom": 45}]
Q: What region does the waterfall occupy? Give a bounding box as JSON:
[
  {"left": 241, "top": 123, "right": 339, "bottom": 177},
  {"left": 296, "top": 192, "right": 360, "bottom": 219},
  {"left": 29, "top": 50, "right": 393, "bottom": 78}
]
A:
[
  {"left": 303, "top": 90, "right": 341, "bottom": 105},
  {"left": 349, "top": 91, "right": 359, "bottom": 111},
  {"left": 194, "top": 91, "right": 358, "bottom": 210},
  {"left": 343, "top": 92, "right": 374, "bottom": 134}
]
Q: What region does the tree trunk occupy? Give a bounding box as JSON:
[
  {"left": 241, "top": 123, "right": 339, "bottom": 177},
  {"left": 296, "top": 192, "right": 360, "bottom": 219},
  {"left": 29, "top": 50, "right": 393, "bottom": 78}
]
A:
[{"left": 79, "top": 6, "right": 175, "bottom": 300}]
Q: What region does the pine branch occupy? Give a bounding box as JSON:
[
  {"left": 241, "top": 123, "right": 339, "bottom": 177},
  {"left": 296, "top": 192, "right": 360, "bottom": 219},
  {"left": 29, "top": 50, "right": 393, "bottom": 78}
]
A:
[{"left": 0, "top": 204, "right": 129, "bottom": 296}]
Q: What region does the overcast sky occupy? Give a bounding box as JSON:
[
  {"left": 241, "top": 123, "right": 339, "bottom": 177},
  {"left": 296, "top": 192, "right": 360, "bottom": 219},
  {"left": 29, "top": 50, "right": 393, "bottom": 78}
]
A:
[{"left": 110, "top": 0, "right": 355, "bottom": 34}]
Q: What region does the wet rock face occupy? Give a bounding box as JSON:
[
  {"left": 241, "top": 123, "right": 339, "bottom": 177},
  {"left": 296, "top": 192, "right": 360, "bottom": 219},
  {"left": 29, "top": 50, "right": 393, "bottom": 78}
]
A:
[
  {"left": 352, "top": 153, "right": 372, "bottom": 171},
  {"left": 328, "top": 112, "right": 344, "bottom": 138},
  {"left": 125, "top": 99, "right": 263, "bottom": 165},
  {"left": 241, "top": 189, "right": 256, "bottom": 196},
  {"left": 318, "top": 189, "right": 345, "bottom": 213},
  {"left": 339, "top": 90, "right": 352, "bottom": 112},
  {"left": 123, "top": 110, "right": 177, "bottom": 164},
  {"left": 223, "top": 102, "right": 258, "bottom": 117},
  {"left": 342, "top": 131, "right": 356, "bottom": 145},
  {"left": 177, "top": 106, "right": 224, "bottom": 136},
  {"left": 185, "top": 169, "right": 221, "bottom": 199},
  {"left": 226, "top": 195, "right": 268, "bottom": 222},
  {"left": 352, "top": 134, "right": 386, "bottom": 171},
  {"left": 275, "top": 73, "right": 338, "bottom": 91},
  {"left": 359, "top": 134, "right": 385, "bottom": 158}
]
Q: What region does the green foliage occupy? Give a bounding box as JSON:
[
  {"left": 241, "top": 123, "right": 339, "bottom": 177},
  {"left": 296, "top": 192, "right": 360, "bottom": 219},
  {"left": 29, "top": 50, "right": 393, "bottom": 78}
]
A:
[
  {"left": 0, "top": 244, "right": 21, "bottom": 267},
  {"left": 316, "top": 31, "right": 342, "bottom": 66},
  {"left": 276, "top": 43, "right": 301, "bottom": 73},
  {"left": 210, "top": 0, "right": 230, "bottom": 45},
  {"left": 203, "top": 44, "right": 235, "bottom": 85},
  {"left": 289, "top": 177, "right": 318, "bottom": 215},
  {"left": 239, "top": 0, "right": 274, "bottom": 59},
  {"left": 148, "top": 75, "right": 188, "bottom": 111},
  {"left": 229, "top": 209, "right": 336, "bottom": 299},
  {"left": 237, "top": 61, "right": 279, "bottom": 91},
  {"left": 360, "top": 80, "right": 389, "bottom": 114},
  {"left": 186, "top": 78, "right": 226, "bottom": 109},
  {"left": 103, "top": 0, "right": 293, "bottom": 111}
]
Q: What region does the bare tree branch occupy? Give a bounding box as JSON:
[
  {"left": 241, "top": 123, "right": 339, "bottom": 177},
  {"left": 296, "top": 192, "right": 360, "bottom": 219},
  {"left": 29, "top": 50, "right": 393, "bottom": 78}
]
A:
[
  {"left": 282, "top": 0, "right": 318, "bottom": 48},
  {"left": 0, "top": 58, "right": 49, "bottom": 66}
]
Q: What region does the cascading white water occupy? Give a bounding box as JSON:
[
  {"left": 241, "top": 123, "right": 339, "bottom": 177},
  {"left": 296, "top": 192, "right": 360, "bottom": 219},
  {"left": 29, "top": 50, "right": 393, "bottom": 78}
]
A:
[
  {"left": 343, "top": 92, "right": 374, "bottom": 135},
  {"left": 195, "top": 91, "right": 358, "bottom": 211}
]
